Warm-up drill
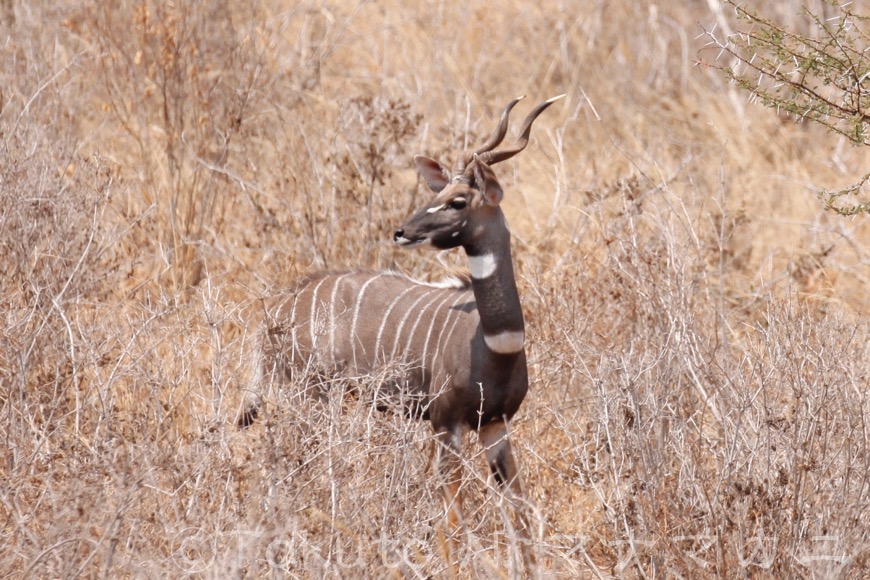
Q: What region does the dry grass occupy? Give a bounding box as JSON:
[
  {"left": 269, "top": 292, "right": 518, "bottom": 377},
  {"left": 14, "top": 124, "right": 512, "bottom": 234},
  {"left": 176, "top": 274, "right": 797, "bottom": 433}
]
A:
[{"left": 1, "top": 0, "right": 868, "bottom": 577}]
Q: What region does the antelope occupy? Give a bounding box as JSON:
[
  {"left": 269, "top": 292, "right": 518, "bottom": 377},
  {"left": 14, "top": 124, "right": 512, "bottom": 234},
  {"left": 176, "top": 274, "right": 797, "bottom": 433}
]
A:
[{"left": 240, "top": 94, "right": 564, "bottom": 562}]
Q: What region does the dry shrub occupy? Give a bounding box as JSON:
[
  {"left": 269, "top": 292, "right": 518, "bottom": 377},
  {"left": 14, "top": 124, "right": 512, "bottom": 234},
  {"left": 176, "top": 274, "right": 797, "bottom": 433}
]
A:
[
  {"left": 223, "top": 368, "right": 536, "bottom": 577},
  {"left": 521, "top": 176, "right": 869, "bottom": 576},
  {"left": 1, "top": 0, "right": 869, "bottom": 578}
]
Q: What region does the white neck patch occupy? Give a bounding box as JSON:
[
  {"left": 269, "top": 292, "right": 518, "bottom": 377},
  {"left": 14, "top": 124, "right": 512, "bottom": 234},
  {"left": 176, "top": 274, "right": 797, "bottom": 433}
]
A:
[
  {"left": 484, "top": 330, "right": 524, "bottom": 354},
  {"left": 467, "top": 253, "right": 497, "bottom": 279}
]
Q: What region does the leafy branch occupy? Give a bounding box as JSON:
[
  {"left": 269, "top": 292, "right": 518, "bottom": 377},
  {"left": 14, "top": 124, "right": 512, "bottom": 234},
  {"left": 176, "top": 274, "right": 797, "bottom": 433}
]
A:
[{"left": 704, "top": 0, "right": 870, "bottom": 216}]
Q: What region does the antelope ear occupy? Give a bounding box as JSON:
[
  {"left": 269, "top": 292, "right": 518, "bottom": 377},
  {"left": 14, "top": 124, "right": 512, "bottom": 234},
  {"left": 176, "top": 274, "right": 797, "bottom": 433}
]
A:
[
  {"left": 472, "top": 159, "right": 503, "bottom": 206},
  {"left": 483, "top": 179, "right": 504, "bottom": 206},
  {"left": 415, "top": 156, "right": 451, "bottom": 193}
]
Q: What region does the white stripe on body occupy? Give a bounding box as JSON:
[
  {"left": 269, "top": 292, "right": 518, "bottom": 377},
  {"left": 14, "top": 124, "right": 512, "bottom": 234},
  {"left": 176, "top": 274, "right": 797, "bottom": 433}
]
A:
[
  {"left": 328, "top": 273, "right": 352, "bottom": 365},
  {"left": 402, "top": 289, "right": 453, "bottom": 380},
  {"left": 429, "top": 289, "right": 473, "bottom": 384},
  {"left": 307, "top": 277, "right": 330, "bottom": 350},
  {"left": 421, "top": 290, "right": 461, "bottom": 383},
  {"left": 349, "top": 273, "right": 385, "bottom": 370},
  {"left": 288, "top": 288, "right": 302, "bottom": 367},
  {"left": 374, "top": 285, "right": 418, "bottom": 364},
  {"left": 389, "top": 289, "right": 438, "bottom": 362}
]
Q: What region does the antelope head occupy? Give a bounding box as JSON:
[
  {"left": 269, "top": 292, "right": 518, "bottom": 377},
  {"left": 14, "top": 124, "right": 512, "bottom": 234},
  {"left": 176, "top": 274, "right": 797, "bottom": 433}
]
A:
[{"left": 393, "top": 95, "right": 565, "bottom": 254}]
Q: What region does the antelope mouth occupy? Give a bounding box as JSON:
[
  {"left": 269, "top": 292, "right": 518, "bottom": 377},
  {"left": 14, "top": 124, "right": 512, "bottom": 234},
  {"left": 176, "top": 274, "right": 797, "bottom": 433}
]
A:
[
  {"left": 395, "top": 236, "right": 429, "bottom": 246},
  {"left": 393, "top": 228, "right": 430, "bottom": 246}
]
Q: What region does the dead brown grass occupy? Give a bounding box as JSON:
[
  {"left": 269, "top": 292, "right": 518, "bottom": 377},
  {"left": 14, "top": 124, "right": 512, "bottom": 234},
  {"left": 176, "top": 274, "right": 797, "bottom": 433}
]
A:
[{"left": 1, "top": 0, "right": 868, "bottom": 577}]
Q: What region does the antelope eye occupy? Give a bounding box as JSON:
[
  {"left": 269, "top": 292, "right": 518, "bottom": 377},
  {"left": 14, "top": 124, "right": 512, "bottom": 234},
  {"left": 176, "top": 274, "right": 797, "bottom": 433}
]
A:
[{"left": 448, "top": 198, "right": 467, "bottom": 210}]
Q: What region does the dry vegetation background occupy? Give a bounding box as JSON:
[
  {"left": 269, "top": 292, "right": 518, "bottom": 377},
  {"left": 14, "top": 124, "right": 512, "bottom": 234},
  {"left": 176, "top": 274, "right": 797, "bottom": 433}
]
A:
[{"left": 1, "top": 0, "right": 869, "bottom": 577}]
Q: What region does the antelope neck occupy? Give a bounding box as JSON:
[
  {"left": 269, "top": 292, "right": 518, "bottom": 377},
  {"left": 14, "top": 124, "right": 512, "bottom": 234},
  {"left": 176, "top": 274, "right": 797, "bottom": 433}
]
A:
[{"left": 465, "top": 228, "right": 524, "bottom": 354}]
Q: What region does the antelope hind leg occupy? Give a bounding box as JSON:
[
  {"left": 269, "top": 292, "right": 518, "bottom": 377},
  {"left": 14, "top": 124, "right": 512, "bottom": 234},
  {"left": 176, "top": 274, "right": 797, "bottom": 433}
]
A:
[{"left": 433, "top": 426, "right": 464, "bottom": 575}]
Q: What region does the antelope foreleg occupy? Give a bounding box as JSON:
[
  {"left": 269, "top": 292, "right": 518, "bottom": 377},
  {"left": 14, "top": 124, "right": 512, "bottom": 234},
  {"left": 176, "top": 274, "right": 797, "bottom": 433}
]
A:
[
  {"left": 478, "top": 419, "right": 537, "bottom": 572},
  {"left": 478, "top": 420, "right": 522, "bottom": 494}
]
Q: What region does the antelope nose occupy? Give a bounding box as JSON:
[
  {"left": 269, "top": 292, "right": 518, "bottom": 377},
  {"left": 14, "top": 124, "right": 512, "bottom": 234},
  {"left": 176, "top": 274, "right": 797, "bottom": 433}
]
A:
[{"left": 393, "top": 228, "right": 404, "bottom": 242}]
